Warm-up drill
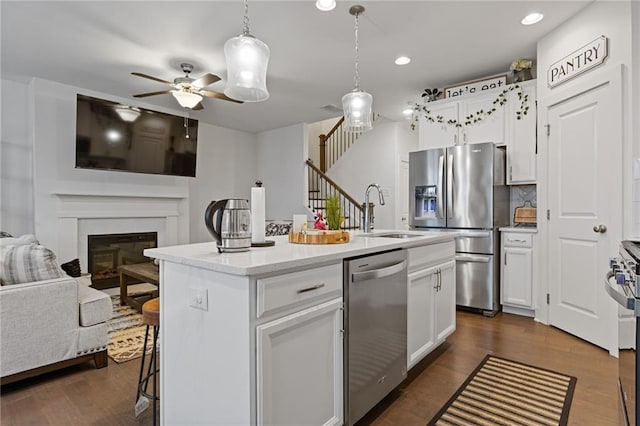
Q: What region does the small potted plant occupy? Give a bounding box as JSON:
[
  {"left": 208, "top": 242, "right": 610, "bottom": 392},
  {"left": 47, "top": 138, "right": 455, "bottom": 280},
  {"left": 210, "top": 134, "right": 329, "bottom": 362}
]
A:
[
  {"left": 325, "top": 195, "right": 342, "bottom": 231},
  {"left": 510, "top": 59, "right": 533, "bottom": 83}
]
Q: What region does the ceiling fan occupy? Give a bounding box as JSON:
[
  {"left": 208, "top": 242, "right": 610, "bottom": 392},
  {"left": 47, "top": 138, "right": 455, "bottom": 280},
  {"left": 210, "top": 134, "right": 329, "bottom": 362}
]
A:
[{"left": 131, "top": 63, "right": 243, "bottom": 110}]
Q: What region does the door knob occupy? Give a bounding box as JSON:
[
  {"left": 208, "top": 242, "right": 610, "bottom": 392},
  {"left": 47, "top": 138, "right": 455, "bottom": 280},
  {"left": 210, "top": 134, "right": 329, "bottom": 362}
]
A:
[{"left": 593, "top": 224, "right": 607, "bottom": 233}]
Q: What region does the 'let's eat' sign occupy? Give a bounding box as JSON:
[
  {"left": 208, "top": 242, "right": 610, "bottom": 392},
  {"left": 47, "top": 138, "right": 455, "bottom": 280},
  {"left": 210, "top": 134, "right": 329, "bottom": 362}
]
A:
[{"left": 547, "top": 36, "right": 608, "bottom": 88}]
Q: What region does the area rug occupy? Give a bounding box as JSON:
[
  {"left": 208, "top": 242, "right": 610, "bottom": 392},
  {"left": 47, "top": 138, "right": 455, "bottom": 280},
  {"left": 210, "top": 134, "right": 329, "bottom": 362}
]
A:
[
  {"left": 107, "top": 296, "right": 154, "bottom": 363},
  {"left": 428, "top": 355, "right": 577, "bottom": 426}
]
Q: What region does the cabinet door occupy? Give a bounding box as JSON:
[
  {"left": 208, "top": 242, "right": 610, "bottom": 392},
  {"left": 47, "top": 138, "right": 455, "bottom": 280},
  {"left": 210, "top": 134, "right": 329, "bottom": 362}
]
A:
[
  {"left": 418, "top": 102, "right": 460, "bottom": 150},
  {"left": 501, "top": 247, "right": 533, "bottom": 308},
  {"left": 507, "top": 81, "right": 537, "bottom": 184},
  {"left": 256, "top": 298, "right": 343, "bottom": 426},
  {"left": 407, "top": 265, "right": 437, "bottom": 369},
  {"left": 461, "top": 91, "right": 506, "bottom": 145},
  {"left": 435, "top": 260, "right": 456, "bottom": 343}
]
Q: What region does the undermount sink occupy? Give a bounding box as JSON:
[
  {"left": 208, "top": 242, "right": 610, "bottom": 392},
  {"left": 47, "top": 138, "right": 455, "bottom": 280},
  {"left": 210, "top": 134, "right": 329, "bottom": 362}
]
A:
[{"left": 367, "top": 232, "right": 423, "bottom": 239}]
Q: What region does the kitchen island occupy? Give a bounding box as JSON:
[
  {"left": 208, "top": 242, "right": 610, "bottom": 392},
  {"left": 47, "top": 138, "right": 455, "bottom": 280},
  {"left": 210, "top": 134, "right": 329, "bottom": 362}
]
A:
[{"left": 144, "top": 230, "right": 457, "bottom": 425}]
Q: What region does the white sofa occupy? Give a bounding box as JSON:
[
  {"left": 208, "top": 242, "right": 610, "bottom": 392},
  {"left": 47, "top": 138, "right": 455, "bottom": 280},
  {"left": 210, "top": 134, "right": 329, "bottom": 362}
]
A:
[{"left": 0, "top": 236, "right": 112, "bottom": 384}]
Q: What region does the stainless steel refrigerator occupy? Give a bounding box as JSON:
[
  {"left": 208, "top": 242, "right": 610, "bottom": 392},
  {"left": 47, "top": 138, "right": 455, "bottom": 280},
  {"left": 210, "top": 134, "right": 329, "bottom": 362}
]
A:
[{"left": 409, "top": 142, "right": 509, "bottom": 315}]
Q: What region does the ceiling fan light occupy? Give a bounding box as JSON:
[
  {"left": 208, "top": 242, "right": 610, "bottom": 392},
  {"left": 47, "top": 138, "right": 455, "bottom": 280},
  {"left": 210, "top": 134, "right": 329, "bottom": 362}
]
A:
[
  {"left": 316, "top": 0, "right": 336, "bottom": 11},
  {"left": 172, "top": 91, "right": 203, "bottom": 109},
  {"left": 114, "top": 106, "right": 141, "bottom": 122},
  {"left": 224, "top": 34, "right": 270, "bottom": 102},
  {"left": 342, "top": 89, "right": 373, "bottom": 133}
]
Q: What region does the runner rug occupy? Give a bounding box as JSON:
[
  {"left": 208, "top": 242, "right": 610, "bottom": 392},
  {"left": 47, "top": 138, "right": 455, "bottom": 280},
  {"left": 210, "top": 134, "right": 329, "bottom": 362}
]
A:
[
  {"left": 428, "top": 355, "right": 577, "bottom": 426},
  {"left": 107, "top": 296, "right": 154, "bottom": 363}
]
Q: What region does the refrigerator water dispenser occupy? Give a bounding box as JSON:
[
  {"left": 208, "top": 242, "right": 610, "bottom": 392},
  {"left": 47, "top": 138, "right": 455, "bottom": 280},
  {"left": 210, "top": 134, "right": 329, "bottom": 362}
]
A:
[{"left": 415, "top": 186, "right": 437, "bottom": 219}]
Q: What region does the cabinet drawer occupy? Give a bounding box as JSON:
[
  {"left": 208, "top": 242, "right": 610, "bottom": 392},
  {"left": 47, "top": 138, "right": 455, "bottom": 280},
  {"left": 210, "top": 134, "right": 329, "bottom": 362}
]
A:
[
  {"left": 257, "top": 264, "right": 342, "bottom": 318},
  {"left": 502, "top": 233, "right": 532, "bottom": 248},
  {"left": 408, "top": 241, "right": 455, "bottom": 273}
]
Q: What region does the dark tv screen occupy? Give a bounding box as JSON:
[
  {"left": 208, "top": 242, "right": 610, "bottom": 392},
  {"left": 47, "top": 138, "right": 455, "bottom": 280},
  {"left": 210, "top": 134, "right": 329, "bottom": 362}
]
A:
[{"left": 75, "top": 94, "right": 198, "bottom": 177}]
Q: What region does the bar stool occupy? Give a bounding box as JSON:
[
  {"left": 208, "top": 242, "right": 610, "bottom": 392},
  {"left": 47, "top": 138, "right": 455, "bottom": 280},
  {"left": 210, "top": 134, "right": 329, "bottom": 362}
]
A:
[{"left": 136, "top": 297, "right": 160, "bottom": 425}]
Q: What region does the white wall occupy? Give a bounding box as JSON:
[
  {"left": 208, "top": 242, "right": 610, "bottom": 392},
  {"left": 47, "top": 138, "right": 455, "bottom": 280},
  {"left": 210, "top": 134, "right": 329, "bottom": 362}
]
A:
[
  {"left": 189, "top": 123, "right": 257, "bottom": 243},
  {"left": 633, "top": 1, "right": 640, "bottom": 238},
  {"left": 1, "top": 79, "right": 33, "bottom": 236},
  {"left": 0, "top": 77, "right": 258, "bottom": 253},
  {"left": 326, "top": 119, "right": 417, "bottom": 230},
  {"left": 537, "top": 0, "right": 633, "bottom": 238},
  {"left": 535, "top": 0, "right": 633, "bottom": 323},
  {"left": 256, "top": 123, "right": 309, "bottom": 221}
]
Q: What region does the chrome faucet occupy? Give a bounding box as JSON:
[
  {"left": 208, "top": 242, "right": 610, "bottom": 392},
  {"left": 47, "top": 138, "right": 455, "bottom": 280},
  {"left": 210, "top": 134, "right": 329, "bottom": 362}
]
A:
[{"left": 363, "top": 183, "right": 385, "bottom": 233}]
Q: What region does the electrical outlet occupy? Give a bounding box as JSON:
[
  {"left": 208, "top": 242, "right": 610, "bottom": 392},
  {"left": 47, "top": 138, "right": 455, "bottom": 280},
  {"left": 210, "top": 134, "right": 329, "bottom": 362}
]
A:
[{"left": 188, "top": 287, "right": 208, "bottom": 311}]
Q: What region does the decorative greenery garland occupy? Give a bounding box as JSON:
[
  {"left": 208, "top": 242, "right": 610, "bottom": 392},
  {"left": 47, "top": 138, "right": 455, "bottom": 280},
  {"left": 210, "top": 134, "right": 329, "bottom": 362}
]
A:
[{"left": 410, "top": 84, "right": 529, "bottom": 131}]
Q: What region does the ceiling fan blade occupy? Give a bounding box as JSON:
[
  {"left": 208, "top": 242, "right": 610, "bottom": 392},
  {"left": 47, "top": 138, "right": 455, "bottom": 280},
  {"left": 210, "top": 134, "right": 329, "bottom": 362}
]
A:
[
  {"left": 131, "top": 72, "right": 172, "bottom": 85},
  {"left": 200, "top": 90, "right": 244, "bottom": 104},
  {"left": 133, "top": 90, "right": 173, "bottom": 98},
  {"left": 192, "top": 102, "right": 204, "bottom": 110},
  {"left": 191, "top": 73, "right": 221, "bottom": 89}
]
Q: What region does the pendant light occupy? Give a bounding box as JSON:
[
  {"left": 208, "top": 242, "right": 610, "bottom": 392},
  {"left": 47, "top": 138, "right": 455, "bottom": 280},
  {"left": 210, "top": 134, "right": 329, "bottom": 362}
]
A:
[
  {"left": 342, "top": 5, "right": 373, "bottom": 133},
  {"left": 224, "top": 0, "right": 270, "bottom": 102}
]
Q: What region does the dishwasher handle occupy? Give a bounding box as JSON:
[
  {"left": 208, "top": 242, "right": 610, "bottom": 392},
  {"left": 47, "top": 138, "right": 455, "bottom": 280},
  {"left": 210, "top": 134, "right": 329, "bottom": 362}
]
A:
[
  {"left": 351, "top": 260, "right": 407, "bottom": 283},
  {"left": 455, "top": 254, "right": 491, "bottom": 263}
]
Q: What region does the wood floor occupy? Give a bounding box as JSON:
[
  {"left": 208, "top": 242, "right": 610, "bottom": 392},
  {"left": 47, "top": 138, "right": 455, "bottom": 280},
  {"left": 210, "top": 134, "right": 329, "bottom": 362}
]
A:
[{"left": 1, "top": 311, "right": 619, "bottom": 425}]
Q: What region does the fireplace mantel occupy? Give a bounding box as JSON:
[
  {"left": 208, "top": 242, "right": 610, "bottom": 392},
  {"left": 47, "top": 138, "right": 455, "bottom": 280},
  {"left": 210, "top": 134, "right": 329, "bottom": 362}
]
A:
[{"left": 51, "top": 191, "right": 186, "bottom": 274}]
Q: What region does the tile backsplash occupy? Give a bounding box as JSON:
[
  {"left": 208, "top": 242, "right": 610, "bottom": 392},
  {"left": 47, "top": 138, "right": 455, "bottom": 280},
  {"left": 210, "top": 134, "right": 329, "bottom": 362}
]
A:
[{"left": 510, "top": 185, "right": 537, "bottom": 226}]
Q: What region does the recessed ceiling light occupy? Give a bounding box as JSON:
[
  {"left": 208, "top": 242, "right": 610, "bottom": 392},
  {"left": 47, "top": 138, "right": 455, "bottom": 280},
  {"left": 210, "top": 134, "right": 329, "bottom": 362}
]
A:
[
  {"left": 521, "top": 12, "right": 544, "bottom": 25},
  {"left": 316, "top": 0, "right": 336, "bottom": 11},
  {"left": 395, "top": 56, "right": 411, "bottom": 66},
  {"left": 402, "top": 107, "right": 414, "bottom": 117}
]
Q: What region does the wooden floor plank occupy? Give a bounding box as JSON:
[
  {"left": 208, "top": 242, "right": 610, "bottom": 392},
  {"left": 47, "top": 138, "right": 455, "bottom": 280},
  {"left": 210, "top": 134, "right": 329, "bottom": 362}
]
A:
[{"left": 1, "top": 311, "right": 619, "bottom": 425}]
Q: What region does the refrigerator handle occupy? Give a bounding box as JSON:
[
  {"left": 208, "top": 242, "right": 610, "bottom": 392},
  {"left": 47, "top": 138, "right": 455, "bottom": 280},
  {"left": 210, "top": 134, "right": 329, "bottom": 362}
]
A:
[
  {"left": 437, "top": 155, "right": 444, "bottom": 219},
  {"left": 447, "top": 153, "right": 454, "bottom": 219}
]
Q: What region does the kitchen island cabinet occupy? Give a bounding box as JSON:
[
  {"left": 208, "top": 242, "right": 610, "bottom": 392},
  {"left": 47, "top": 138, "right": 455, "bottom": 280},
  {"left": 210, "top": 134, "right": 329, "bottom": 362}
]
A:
[{"left": 145, "top": 230, "right": 456, "bottom": 425}]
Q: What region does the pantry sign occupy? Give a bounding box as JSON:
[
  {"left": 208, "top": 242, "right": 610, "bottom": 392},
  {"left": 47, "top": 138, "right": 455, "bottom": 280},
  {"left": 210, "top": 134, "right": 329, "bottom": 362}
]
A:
[{"left": 547, "top": 35, "right": 608, "bottom": 88}]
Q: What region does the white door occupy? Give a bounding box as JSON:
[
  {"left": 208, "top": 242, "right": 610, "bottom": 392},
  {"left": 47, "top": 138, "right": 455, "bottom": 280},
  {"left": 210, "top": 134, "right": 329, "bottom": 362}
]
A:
[
  {"left": 434, "top": 260, "right": 456, "bottom": 343},
  {"left": 256, "top": 298, "right": 343, "bottom": 426},
  {"left": 407, "top": 265, "right": 437, "bottom": 369},
  {"left": 501, "top": 246, "right": 533, "bottom": 308},
  {"left": 461, "top": 91, "right": 506, "bottom": 146},
  {"left": 542, "top": 66, "right": 622, "bottom": 354}
]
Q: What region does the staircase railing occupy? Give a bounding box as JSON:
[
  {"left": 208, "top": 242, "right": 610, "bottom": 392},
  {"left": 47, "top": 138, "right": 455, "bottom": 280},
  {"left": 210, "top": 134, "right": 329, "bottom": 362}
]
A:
[
  {"left": 306, "top": 159, "right": 365, "bottom": 230},
  {"left": 318, "top": 117, "right": 365, "bottom": 173}
]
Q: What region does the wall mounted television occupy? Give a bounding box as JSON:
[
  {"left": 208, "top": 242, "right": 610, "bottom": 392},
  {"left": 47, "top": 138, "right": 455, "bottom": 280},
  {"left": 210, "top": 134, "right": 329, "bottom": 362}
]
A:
[{"left": 75, "top": 94, "right": 198, "bottom": 177}]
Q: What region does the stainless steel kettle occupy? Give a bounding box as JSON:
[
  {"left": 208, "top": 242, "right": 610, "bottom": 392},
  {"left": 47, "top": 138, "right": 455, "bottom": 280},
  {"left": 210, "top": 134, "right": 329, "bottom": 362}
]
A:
[{"left": 204, "top": 199, "right": 251, "bottom": 253}]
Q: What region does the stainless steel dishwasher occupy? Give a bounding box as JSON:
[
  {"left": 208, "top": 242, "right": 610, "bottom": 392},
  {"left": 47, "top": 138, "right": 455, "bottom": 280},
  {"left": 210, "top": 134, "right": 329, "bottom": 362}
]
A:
[{"left": 344, "top": 249, "right": 408, "bottom": 426}]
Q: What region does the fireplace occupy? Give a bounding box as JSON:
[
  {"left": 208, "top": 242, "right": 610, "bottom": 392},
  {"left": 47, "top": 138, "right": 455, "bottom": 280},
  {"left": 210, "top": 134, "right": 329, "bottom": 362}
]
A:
[{"left": 88, "top": 232, "right": 157, "bottom": 289}]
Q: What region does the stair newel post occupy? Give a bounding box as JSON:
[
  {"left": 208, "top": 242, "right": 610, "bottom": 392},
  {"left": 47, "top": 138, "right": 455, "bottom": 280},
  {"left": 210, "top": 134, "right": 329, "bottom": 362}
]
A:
[{"left": 319, "top": 134, "right": 327, "bottom": 173}]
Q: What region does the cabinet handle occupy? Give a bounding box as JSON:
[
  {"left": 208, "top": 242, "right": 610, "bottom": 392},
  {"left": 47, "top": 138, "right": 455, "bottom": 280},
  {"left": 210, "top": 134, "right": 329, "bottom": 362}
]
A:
[
  {"left": 454, "top": 134, "right": 458, "bottom": 145},
  {"left": 463, "top": 132, "right": 467, "bottom": 144},
  {"left": 297, "top": 283, "right": 325, "bottom": 294},
  {"left": 509, "top": 165, "right": 512, "bottom": 181},
  {"left": 504, "top": 252, "right": 507, "bottom": 265}
]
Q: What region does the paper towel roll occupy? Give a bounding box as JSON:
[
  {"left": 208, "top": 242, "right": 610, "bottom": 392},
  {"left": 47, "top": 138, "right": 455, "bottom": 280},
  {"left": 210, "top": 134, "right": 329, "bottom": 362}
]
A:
[{"left": 251, "top": 182, "right": 266, "bottom": 243}]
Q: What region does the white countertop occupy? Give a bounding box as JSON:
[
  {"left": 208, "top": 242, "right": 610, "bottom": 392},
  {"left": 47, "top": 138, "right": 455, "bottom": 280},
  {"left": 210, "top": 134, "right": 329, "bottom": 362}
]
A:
[
  {"left": 499, "top": 226, "right": 538, "bottom": 233},
  {"left": 144, "top": 229, "right": 457, "bottom": 276}
]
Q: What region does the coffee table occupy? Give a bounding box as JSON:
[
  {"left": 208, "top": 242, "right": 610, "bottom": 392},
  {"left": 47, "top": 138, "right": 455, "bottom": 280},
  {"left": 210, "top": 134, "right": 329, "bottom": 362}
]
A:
[{"left": 119, "top": 262, "right": 159, "bottom": 312}]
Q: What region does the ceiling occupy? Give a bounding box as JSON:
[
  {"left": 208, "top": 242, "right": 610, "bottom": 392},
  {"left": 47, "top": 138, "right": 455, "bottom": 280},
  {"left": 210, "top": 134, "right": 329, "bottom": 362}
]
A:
[{"left": 1, "top": 1, "right": 591, "bottom": 134}]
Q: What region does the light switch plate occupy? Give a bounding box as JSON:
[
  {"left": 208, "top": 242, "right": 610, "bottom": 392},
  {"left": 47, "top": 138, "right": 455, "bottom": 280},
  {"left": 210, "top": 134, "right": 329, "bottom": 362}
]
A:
[{"left": 188, "top": 287, "right": 208, "bottom": 311}]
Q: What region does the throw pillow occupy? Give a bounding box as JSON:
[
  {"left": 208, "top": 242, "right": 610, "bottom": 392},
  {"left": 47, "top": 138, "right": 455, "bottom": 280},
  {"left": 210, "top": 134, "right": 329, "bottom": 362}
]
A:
[
  {"left": 0, "top": 234, "right": 39, "bottom": 247},
  {"left": 0, "top": 244, "right": 66, "bottom": 285},
  {"left": 0, "top": 231, "right": 13, "bottom": 238},
  {"left": 60, "top": 258, "right": 81, "bottom": 277}
]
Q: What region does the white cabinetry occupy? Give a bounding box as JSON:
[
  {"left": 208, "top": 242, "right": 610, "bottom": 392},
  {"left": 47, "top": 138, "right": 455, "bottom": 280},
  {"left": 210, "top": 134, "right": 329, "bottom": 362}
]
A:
[
  {"left": 506, "top": 80, "right": 537, "bottom": 184},
  {"left": 407, "top": 241, "right": 456, "bottom": 369},
  {"left": 256, "top": 299, "right": 343, "bottom": 426},
  {"left": 417, "top": 81, "right": 537, "bottom": 184},
  {"left": 256, "top": 264, "right": 343, "bottom": 426},
  {"left": 460, "top": 90, "right": 506, "bottom": 145},
  {"left": 500, "top": 230, "right": 537, "bottom": 317}
]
